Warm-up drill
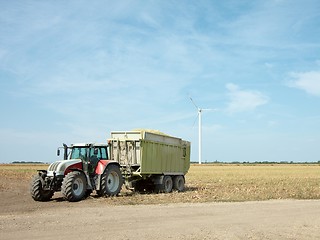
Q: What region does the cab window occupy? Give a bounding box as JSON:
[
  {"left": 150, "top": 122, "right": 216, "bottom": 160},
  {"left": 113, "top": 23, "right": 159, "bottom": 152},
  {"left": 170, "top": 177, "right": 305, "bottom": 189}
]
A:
[
  {"left": 101, "top": 148, "right": 107, "bottom": 159},
  {"left": 71, "top": 147, "right": 87, "bottom": 160},
  {"left": 90, "top": 148, "right": 101, "bottom": 158}
]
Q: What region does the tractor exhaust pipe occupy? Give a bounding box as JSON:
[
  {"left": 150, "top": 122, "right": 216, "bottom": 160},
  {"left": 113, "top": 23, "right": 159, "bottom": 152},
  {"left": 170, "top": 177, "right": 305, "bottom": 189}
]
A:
[{"left": 63, "top": 143, "right": 68, "bottom": 160}]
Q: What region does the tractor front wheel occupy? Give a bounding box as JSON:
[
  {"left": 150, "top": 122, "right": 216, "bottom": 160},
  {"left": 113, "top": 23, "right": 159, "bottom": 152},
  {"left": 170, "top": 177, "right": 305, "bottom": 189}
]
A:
[
  {"left": 61, "top": 171, "right": 87, "bottom": 202},
  {"left": 99, "top": 165, "right": 123, "bottom": 197},
  {"left": 30, "top": 175, "right": 54, "bottom": 201}
]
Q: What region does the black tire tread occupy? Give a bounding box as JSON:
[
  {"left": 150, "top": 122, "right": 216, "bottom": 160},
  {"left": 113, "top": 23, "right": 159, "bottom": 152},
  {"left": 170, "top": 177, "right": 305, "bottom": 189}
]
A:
[
  {"left": 61, "top": 171, "right": 87, "bottom": 202},
  {"left": 155, "top": 175, "right": 173, "bottom": 193},
  {"left": 30, "top": 175, "right": 54, "bottom": 201},
  {"left": 100, "top": 165, "right": 123, "bottom": 197},
  {"left": 173, "top": 175, "right": 185, "bottom": 192}
]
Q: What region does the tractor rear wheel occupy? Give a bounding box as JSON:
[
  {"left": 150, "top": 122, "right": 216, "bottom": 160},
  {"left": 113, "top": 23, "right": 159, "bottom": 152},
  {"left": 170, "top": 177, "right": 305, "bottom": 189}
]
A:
[
  {"left": 61, "top": 171, "right": 87, "bottom": 202},
  {"left": 30, "top": 175, "right": 54, "bottom": 201},
  {"left": 100, "top": 165, "right": 123, "bottom": 197}
]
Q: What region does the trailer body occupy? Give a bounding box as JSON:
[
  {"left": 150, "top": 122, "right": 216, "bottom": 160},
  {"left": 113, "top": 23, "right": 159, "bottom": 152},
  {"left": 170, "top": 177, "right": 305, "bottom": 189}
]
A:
[{"left": 109, "top": 130, "right": 190, "bottom": 192}]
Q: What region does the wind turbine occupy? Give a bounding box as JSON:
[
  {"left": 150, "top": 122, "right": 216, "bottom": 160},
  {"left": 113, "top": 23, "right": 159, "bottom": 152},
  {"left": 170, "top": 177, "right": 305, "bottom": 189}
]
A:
[{"left": 190, "top": 97, "right": 215, "bottom": 164}]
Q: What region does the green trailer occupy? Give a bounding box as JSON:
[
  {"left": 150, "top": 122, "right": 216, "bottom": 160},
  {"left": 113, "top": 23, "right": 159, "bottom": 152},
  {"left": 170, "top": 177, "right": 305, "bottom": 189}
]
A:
[{"left": 109, "top": 130, "right": 191, "bottom": 193}]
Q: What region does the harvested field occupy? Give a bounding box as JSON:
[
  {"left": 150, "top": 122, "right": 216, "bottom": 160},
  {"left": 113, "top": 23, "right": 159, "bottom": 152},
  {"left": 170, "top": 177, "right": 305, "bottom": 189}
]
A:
[
  {"left": 186, "top": 164, "right": 320, "bottom": 202},
  {"left": 1, "top": 164, "right": 320, "bottom": 240},
  {"left": 1, "top": 163, "right": 319, "bottom": 204}
]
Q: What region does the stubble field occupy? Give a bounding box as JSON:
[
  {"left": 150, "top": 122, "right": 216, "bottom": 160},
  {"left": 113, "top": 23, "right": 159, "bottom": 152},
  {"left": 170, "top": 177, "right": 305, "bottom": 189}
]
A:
[
  {"left": 1, "top": 163, "right": 319, "bottom": 204},
  {"left": 1, "top": 163, "right": 320, "bottom": 240}
]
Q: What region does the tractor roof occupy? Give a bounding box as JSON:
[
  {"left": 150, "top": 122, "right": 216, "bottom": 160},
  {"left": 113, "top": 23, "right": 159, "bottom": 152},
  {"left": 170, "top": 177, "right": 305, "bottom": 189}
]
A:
[{"left": 70, "top": 143, "right": 108, "bottom": 147}]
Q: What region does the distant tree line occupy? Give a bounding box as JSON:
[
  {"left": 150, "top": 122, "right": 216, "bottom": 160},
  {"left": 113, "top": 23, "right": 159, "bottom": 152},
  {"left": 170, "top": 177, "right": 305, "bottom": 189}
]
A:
[{"left": 11, "top": 161, "right": 47, "bottom": 164}]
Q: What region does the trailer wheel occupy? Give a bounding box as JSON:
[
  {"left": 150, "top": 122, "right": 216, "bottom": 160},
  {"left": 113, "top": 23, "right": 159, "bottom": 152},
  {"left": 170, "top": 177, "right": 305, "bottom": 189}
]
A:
[
  {"left": 164, "top": 176, "right": 173, "bottom": 193},
  {"left": 173, "top": 175, "right": 185, "bottom": 192},
  {"left": 61, "top": 171, "right": 87, "bottom": 202},
  {"left": 30, "top": 175, "right": 54, "bottom": 201},
  {"left": 155, "top": 175, "right": 173, "bottom": 193},
  {"left": 100, "top": 165, "right": 123, "bottom": 197}
]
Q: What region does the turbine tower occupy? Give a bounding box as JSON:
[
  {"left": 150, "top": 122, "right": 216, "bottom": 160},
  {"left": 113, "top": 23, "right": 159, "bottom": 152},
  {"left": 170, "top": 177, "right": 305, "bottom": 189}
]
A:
[{"left": 190, "top": 97, "right": 214, "bottom": 164}]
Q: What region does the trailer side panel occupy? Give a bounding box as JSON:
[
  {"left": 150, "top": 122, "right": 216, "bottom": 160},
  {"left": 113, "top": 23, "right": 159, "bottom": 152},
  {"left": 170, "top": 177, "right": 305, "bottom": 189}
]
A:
[
  {"left": 109, "top": 131, "right": 190, "bottom": 176},
  {"left": 140, "top": 140, "right": 190, "bottom": 174}
]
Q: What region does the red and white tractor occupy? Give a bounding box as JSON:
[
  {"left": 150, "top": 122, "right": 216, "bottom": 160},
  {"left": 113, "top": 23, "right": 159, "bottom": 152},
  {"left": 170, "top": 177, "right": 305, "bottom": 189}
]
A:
[{"left": 30, "top": 143, "right": 123, "bottom": 202}]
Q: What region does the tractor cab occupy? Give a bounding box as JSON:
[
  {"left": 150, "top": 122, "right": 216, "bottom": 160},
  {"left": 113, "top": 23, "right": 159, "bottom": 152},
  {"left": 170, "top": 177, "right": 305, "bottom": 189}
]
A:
[{"left": 57, "top": 143, "right": 109, "bottom": 174}]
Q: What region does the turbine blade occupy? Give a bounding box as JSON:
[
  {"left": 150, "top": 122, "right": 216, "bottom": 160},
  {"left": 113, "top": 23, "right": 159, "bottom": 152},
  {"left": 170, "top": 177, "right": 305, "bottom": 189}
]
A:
[
  {"left": 189, "top": 97, "right": 199, "bottom": 110},
  {"left": 192, "top": 112, "right": 199, "bottom": 128},
  {"left": 202, "top": 108, "right": 218, "bottom": 111}
]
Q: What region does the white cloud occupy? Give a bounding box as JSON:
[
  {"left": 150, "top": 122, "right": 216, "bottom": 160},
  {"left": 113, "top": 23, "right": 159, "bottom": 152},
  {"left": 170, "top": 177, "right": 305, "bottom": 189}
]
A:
[
  {"left": 288, "top": 71, "right": 320, "bottom": 96},
  {"left": 225, "top": 83, "right": 269, "bottom": 114}
]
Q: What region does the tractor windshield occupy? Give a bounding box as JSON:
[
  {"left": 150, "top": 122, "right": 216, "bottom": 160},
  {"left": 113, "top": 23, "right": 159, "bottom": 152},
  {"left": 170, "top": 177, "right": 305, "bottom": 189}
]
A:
[{"left": 70, "top": 147, "right": 88, "bottom": 160}]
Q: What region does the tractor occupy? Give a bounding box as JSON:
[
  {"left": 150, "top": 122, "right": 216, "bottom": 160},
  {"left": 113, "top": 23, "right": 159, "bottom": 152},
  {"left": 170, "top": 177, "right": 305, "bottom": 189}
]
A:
[{"left": 30, "top": 143, "right": 123, "bottom": 202}]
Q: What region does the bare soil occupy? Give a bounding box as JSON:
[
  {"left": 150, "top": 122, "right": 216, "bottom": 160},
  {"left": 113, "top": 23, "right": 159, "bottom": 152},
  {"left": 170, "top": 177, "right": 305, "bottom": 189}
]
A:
[{"left": 1, "top": 175, "right": 320, "bottom": 239}]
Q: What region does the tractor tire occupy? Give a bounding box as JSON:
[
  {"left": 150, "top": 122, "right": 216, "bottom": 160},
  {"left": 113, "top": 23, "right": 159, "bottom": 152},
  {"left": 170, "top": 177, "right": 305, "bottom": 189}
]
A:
[
  {"left": 61, "top": 171, "right": 87, "bottom": 202},
  {"left": 173, "top": 175, "right": 185, "bottom": 192},
  {"left": 155, "top": 175, "right": 173, "bottom": 193},
  {"left": 100, "top": 165, "right": 123, "bottom": 197},
  {"left": 30, "top": 175, "right": 54, "bottom": 201}
]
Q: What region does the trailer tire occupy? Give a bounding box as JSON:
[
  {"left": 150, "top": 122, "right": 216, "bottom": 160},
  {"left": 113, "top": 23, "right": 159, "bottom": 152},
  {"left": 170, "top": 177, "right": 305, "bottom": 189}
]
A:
[
  {"left": 100, "top": 165, "right": 123, "bottom": 197},
  {"left": 61, "top": 171, "right": 87, "bottom": 202},
  {"left": 155, "top": 175, "right": 173, "bottom": 193},
  {"left": 30, "top": 175, "right": 54, "bottom": 201},
  {"left": 173, "top": 175, "right": 185, "bottom": 192},
  {"left": 164, "top": 176, "right": 173, "bottom": 193}
]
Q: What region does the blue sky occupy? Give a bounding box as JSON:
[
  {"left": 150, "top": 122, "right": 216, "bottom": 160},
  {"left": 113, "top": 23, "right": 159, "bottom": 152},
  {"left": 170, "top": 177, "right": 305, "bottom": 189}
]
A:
[{"left": 1, "top": 0, "right": 320, "bottom": 163}]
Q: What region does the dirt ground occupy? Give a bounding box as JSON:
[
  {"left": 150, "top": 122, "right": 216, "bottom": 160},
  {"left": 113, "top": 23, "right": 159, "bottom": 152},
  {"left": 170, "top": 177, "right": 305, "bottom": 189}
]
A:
[{"left": 0, "top": 178, "right": 320, "bottom": 240}]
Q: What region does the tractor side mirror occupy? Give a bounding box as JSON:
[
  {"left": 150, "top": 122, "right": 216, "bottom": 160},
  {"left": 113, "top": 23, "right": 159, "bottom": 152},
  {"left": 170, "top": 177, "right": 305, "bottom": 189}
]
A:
[
  {"left": 57, "top": 149, "right": 60, "bottom": 156},
  {"left": 94, "top": 148, "right": 98, "bottom": 155}
]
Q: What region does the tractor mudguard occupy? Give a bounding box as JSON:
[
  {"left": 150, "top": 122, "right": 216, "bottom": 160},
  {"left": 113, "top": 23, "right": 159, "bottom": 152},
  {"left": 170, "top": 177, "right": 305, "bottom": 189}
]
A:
[
  {"left": 95, "top": 160, "right": 113, "bottom": 175},
  {"left": 94, "top": 160, "right": 120, "bottom": 191}
]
